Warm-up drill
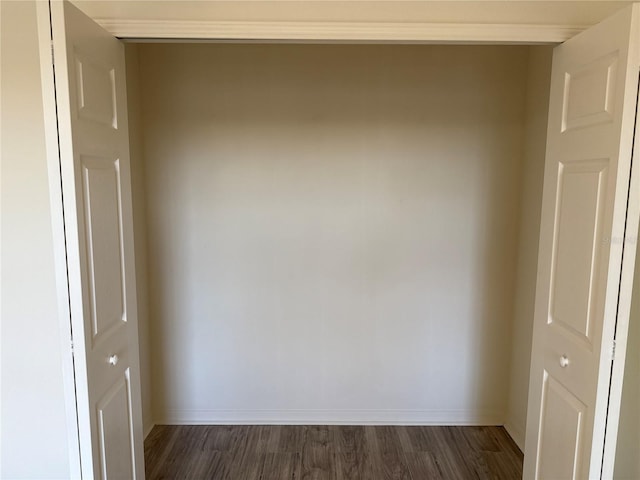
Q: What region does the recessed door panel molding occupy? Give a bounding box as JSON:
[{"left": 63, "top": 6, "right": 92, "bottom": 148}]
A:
[
  {"left": 97, "top": 370, "right": 135, "bottom": 480},
  {"left": 548, "top": 158, "right": 609, "bottom": 347},
  {"left": 74, "top": 52, "right": 118, "bottom": 129},
  {"left": 81, "top": 155, "right": 126, "bottom": 344},
  {"left": 536, "top": 372, "right": 587, "bottom": 480},
  {"left": 561, "top": 52, "right": 619, "bottom": 132}
]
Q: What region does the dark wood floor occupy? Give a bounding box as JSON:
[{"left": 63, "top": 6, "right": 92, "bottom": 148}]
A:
[{"left": 145, "top": 425, "right": 523, "bottom": 479}]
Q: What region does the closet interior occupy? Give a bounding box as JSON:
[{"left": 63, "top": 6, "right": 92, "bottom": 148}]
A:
[{"left": 124, "top": 43, "right": 556, "bottom": 451}]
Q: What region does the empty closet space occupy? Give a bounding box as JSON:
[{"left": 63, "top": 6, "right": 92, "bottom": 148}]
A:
[{"left": 125, "top": 43, "right": 553, "bottom": 449}]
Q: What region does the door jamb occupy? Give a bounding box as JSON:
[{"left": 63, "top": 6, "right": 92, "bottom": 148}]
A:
[
  {"left": 35, "top": 1, "right": 82, "bottom": 477},
  {"left": 601, "top": 69, "right": 640, "bottom": 479}
]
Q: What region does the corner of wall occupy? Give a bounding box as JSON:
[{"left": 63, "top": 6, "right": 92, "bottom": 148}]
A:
[
  {"left": 124, "top": 42, "right": 155, "bottom": 437},
  {"left": 504, "top": 44, "right": 553, "bottom": 450},
  {"left": 503, "top": 419, "right": 526, "bottom": 452}
]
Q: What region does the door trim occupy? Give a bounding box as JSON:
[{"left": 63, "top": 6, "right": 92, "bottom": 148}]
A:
[
  {"left": 601, "top": 70, "right": 640, "bottom": 479},
  {"left": 35, "top": 1, "right": 83, "bottom": 477},
  {"left": 94, "top": 20, "right": 583, "bottom": 44}
]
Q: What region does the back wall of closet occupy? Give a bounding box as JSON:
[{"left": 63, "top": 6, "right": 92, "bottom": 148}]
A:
[{"left": 126, "top": 44, "right": 551, "bottom": 443}]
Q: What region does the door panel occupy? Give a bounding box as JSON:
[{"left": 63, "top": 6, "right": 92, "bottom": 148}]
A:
[
  {"left": 97, "top": 371, "right": 135, "bottom": 480},
  {"left": 82, "top": 155, "right": 126, "bottom": 342},
  {"left": 537, "top": 373, "right": 587, "bottom": 480},
  {"left": 74, "top": 53, "right": 118, "bottom": 128},
  {"left": 49, "top": 1, "right": 144, "bottom": 478},
  {"left": 550, "top": 158, "right": 608, "bottom": 345},
  {"left": 524, "top": 5, "right": 640, "bottom": 479},
  {"left": 561, "top": 53, "right": 619, "bottom": 132}
]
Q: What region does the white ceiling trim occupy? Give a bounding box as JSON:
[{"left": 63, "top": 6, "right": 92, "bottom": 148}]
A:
[{"left": 96, "top": 20, "right": 587, "bottom": 44}]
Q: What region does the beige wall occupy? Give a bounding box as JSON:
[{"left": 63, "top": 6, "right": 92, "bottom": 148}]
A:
[
  {"left": 125, "top": 44, "right": 154, "bottom": 437},
  {"left": 136, "top": 43, "right": 529, "bottom": 424},
  {"left": 505, "top": 46, "right": 553, "bottom": 449},
  {"left": 614, "top": 241, "right": 640, "bottom": 479},
  {"left": 0, "top": 1, "right": 71, "bottom": 477}
]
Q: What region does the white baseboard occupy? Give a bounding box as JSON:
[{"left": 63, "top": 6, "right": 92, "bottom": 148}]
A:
[
  {"left": 503, "top": 420, "right": 525, "bottom": 452},
  {"left": 156, "top": 409, "right": 504, "bottom": 426}
]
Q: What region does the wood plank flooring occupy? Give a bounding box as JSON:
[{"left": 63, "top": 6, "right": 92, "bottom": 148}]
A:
[{"left": 145, "top": 425, "right": 523, "bottom": 479}]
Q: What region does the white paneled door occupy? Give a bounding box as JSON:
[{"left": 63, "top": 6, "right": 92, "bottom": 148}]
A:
[
  {"left": 524, "top": 4, "right": 640, "bottom": 480},
  {"left": 46, "top": 1, "right": 144, "bottom": 478}
]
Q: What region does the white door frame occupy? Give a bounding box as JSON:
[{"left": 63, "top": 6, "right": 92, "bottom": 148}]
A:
[
  {"left": 84, "top": 21, "right": 583, "bottom": 44},
  {"left": 601, "top": 74, "right": 640, "bottom": 479},
  {"left": 36, "top": 2, "right": 83, "bottom": 477},
  {"left": 37, "top": 2, "right": 639, "bottom": 478}
]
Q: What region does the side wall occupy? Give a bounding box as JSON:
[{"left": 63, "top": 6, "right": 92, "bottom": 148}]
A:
[
  {"left": 614, "top": 241, "right": 640, "bottom": 479},
  {"left": 505, "top": 46, "right": 553, "bottom": 450},
  {"left": 138, "top": 44, "right": 529, "bottom": 424},
  {"left": 0, "top": 1, "right": 71, "bottom": 477},
  {"left": 125, "top": 44, "right": 154, "bottom": 437}
]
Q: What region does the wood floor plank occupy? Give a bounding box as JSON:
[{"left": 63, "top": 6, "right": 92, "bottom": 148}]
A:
[
  {"left": 461, "top": 426, "right": 501, "bottom": 453},
  {"left": 191, "top": 450, "right": 232, "bottom": 479},
  {"left": 483, "top": 451, "right": 523, "bottom": 480},
  {"left": 372, "top": 426, "right": 412, "bottom": 480},
  {"left": 300, "top": 425, "right": 336, "bottom": 480},
  {"left": 261, "top": 452, "right": 301, "bottom": 480},
  {"left": 491, "top": 426, "right": 525, "bottom": 461},
  {"left": 402, "top": 426, "right": 431, "bottom": 452},
  {"left": 227, "top": 427, "right": 264, "bottom": 480},
  {"left": 253, "top": 425, "right": 280, "bottom": 454},
  {"left": 415, "top": 426, "right": 470, "bottom": 480},
  {"left": 400, "top": 427, "right": 448, "bottom": 480},
  {"left": 404, "top": 451, "right": 445, "bottom": 480},
  {"left": 148, "top": 426, "right": 206, "bottom": 479},
  {"left": 395, "top": 427, "right": 415, "bottom": 454},
  {"left": 144, "top": 425, "right": 523, "bottom": 479},
  {"left": 445, "top": 426, "right": 488, "bottom": 479},
  {"left": 486, "top": 428, "right": 525, "bottom": 478},
  {"left": 458, "top": 427, "right": 512, "bottom": 480},
  {"left": 144, "top": 424, "right": 179, "bottom": 479},
  {"left": 201, "top": 425, "right": 236, "bottom": 452},
  {"left": 278, "top": 425, "right": 308, "bottom": 453},
  {"left": 334, "top": 426, "right": 374, "bottom": 480}
]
